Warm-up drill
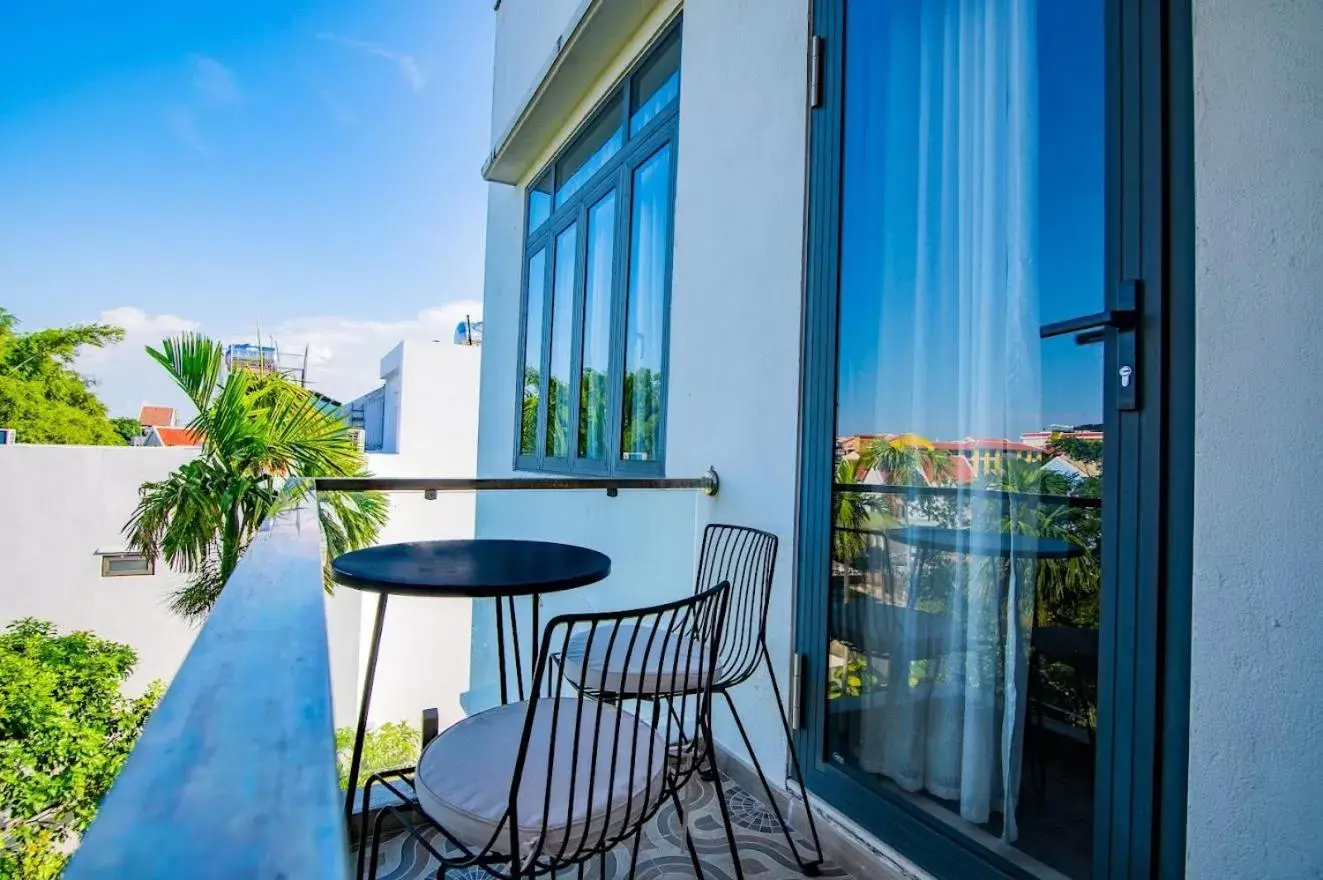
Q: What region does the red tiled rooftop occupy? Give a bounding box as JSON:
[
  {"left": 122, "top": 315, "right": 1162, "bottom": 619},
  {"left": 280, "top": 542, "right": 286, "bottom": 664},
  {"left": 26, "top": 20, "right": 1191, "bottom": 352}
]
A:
[
  {"left": 138, "top": 405, "right": 176, "bottom": 427},
  {"left": 152, "top": 426, "right": 202, "bottom": 447}
]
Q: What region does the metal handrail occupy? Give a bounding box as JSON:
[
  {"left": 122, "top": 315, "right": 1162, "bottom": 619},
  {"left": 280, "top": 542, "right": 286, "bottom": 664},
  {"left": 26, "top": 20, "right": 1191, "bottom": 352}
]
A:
[
  {"left": 315, "top": 466, "right": 720, "bottom": 498},
  {"left": 833, "top": 481, "right": 1102, "bottom": 509}
]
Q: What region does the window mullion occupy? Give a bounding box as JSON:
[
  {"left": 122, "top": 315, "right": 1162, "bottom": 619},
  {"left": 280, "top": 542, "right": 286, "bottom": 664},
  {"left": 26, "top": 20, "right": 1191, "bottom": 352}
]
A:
[
  {"left": 606, "top": 163, "right": 634, "bottom": 475},
  {"left": 620, "top": 73, "right": 633, "bottom": 145},
  {"left": 536, "top": 239, "right": 555, "bottom": 469},
  {"left": 566, "top": 204, "right": 590, "bottom": 472}
]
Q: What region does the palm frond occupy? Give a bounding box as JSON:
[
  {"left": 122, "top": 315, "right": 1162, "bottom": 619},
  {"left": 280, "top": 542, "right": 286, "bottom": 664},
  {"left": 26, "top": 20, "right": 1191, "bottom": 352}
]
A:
[
  {"left": 146, "top": 334, "right": 225, "bottom": 415},
  {"left": 123, "top": 461, "right": 223, "bottom": 573},
  {"left": 129, "top": 334, "right": 387, "bottom": 619},
  {"left": 168, "top": 561, "right": 229, "bottom": 622}
]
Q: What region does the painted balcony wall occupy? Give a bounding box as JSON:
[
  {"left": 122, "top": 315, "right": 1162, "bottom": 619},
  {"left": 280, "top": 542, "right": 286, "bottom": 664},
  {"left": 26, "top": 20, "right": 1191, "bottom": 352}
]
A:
[
  {"left": 1188, "top": 0, "right": 1323, "bottom": 875},
  {"left": 475, "top": 0, "right": 811, "bottom": 770}
]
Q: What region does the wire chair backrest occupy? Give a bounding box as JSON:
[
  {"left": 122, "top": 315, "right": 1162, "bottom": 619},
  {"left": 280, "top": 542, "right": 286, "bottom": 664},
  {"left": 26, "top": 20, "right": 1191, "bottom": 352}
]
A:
[
  {"left": 495, "top": 580, "right": 731, "bottom": 877},
  {"left": 694, "top": 523, "right": 778, "bottom": 687}
]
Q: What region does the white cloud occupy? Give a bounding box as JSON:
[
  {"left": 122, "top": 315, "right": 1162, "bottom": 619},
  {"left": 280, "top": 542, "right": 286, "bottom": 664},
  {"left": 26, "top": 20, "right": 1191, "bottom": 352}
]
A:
[
  {"left": 190, "top": 55, "right": 241, "bottom": 105},
  {"left": 77, "top": 308, "right": 202, "bottom": 418},
  {"left": 257, "top": 301, "right": 482, "bottom": 402},
  {"left": 317, "top": 32, "right": 426, "bottom": 92},
  {"left": 166, "top": 55, "right": 241, "bottom": 154},
  {"left": 75, "top": 303, "right": 482, "bottom": 419},
  {"left": 165, "top": 107, "right": 209, "bottom": 155}
]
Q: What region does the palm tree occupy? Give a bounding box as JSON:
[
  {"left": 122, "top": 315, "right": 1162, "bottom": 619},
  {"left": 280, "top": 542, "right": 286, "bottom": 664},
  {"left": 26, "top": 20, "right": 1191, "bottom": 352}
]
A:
[
  {"left": 859, "top": 433, "right": 956, "bottom": 487},
  {"left": 832, "top": 456, "right": 880, "bottom": 567},
  {"left": 123, "top": 334, "right": 387, "bottom": 619},
  {"left": 980, "top": 456, "right": 1100, "bottom": 627}
]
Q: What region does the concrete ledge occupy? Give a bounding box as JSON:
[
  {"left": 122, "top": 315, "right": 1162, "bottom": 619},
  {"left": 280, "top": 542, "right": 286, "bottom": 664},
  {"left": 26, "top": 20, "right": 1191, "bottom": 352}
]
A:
[{"left": 483, "top": 0, "right": 675, "bottom": 185}]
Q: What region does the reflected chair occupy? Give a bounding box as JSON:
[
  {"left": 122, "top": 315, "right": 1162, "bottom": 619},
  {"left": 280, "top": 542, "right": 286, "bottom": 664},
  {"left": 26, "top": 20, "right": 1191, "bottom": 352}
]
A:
[
  {"left": 563, "top": 524, "right": 825, "bottom": 878},
  {"left": 357, "top": 581, "right": 731, "bottom": 880}
]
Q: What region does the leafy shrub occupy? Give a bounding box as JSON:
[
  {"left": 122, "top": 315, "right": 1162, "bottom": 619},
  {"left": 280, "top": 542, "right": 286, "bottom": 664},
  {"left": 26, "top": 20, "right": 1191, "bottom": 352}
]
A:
[
  {"left": 334, "top": 722, "right": 422, "bottom": 791},
  {"left": 0, "top": 619, "right": 161, "bottom": 879}
]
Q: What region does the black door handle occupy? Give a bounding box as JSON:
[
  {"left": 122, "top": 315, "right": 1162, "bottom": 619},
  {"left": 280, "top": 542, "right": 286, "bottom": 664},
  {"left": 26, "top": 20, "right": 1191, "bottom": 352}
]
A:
[
  {"left": 1039, "top": 307, "right": 1136, "bottom": 342},
  {"left": 1040, "top": 280, "right": 1143, "bottom": 411}
]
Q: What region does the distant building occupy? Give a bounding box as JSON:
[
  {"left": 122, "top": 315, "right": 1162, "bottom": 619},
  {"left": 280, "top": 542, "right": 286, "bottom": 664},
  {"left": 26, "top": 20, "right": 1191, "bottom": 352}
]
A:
[
  {"left": 838, "top": 433, "right": 1044, "bottom": 484},
  {"left": 143, "top": 426, "right": 202, "bottom": 448},
  {"left": 137, "top": 405, "right": 175, "bottom": 428},
  {"left": 1020, "top": 428, "right": 1105, "bottom": 449}
]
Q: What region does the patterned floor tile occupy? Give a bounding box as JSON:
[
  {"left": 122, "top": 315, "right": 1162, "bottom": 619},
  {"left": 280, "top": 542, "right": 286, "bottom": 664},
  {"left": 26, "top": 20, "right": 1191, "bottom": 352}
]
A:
[{"left": 357, "top": 773, "right": 853, "bottom": 880}]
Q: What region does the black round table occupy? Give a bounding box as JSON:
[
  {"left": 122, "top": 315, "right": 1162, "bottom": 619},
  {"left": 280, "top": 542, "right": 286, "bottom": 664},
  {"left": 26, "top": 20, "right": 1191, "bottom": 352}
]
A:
[{"left": 330, "top": 539, "right": 610, "bottom": 818}]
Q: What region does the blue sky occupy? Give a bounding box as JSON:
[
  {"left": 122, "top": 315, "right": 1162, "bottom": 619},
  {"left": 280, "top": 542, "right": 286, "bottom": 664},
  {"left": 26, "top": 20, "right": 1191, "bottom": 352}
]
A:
[
  {"left": 836, "top": 0, "right": 1106, "bottom": 440},
  {"left": 0, "top": 0, "right": 493, "bottom": 416}
]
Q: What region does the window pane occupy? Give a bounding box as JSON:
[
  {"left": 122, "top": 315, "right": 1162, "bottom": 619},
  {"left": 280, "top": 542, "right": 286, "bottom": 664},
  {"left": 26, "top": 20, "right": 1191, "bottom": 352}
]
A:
[
  {"left": 519, "top": 249, "right": 546, "bottom": 455},
  {"left": 528, "top": 172, "right": 552, "bottom": 233},
  {"left": 546, "top": 225, "right": 578, "bottom": 457},
  {"left": 102, "top": 554, "right": 152, "bottom": 576},
  {"left": 556, "top": 95, "right": 623, "bottom": 209},
  {"left": 630, "top": 33, "right": 681, "bottom": 136},
  {"left": 579, "top": 192, "right": 616, "bottom": 459},
  {"left": 621, "top": 144, "right": 672, "bottom": 463}
]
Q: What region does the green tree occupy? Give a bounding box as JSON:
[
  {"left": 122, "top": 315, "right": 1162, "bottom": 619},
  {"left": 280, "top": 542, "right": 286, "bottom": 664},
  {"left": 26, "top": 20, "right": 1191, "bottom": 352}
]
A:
[
  {"left": 519, "top": 366, "right": 540, "bottom": 455},
  {"left": 0, "top": 309, "right": 126, "bottom": 445},
  {"left": 110, "top": 418, "right": 143, "bottom": 445},
  {"left": 832, "top": 456, "right": 882, "bottom": 567},
  {"left": 981, "top": 456, "right": 1101, "bottom": 628},
  {"left": 621, "top": 368, "right": 663, "bottom": 460},
  {"left": 123, "top": 334, "right": 388, "bottom": 619},
  {"left": 334, "top": 722, "right": 420, "bottom": 790},
  {"left": 0, "top": 619, "right": 162, "bottom": 879},
  {"left": 859, "top": 434, "right": 954, "bottom": 487}
]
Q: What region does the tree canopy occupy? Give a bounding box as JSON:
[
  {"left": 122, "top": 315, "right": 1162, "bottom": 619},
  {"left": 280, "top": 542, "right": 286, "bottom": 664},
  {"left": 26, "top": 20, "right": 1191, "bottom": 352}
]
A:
[
  {"left": 0, "top": 308, "right": 127, "bottom": 445},
  {"left": 0, "top": 619, "right": 161, "bottom": 879}
]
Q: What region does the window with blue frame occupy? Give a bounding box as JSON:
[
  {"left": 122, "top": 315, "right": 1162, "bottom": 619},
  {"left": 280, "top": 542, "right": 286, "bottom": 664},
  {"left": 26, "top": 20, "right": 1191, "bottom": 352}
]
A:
[{"left": 516, "top": 24, "right": 680, "bottom": 476}]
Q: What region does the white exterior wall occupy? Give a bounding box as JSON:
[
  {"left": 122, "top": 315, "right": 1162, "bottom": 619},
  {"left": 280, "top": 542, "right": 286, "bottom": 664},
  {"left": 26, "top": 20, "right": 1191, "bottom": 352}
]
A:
[
  {"left": 325, "top": 341, "right": 483, "bottom": 731},
  {"left": 476, "top": 0, "right": 811, "bottom": 767},
  {"left": 0, "top": 446, "right": 201, "bottom": 695},
  {"left": 1188, "top": 1, "right": 1323, "bottom": 876},
  {"left": 491, "top": 0, "right": 587, "bottom": 134}
]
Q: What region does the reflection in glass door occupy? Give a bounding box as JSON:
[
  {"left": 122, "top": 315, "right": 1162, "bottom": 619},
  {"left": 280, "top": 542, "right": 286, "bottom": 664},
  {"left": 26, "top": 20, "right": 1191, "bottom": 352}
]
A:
[{"left": 824, "top": 1, "right": 1106, "bottom": 876}]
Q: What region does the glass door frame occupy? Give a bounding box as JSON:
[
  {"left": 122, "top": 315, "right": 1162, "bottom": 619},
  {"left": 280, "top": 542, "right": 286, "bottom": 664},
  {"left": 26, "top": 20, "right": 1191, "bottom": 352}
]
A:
[{"left": 791, "top": 0, "right": 1195, "bottom": 877}]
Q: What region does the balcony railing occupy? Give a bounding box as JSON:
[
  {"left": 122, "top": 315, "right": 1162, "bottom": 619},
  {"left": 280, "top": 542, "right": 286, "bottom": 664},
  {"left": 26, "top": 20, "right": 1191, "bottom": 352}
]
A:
[
  {"left": 65, "top": 501, "right": 342, "bottom": 879},
  {"left": 65, "top": 472, "right": 720, "bottom": 878}
]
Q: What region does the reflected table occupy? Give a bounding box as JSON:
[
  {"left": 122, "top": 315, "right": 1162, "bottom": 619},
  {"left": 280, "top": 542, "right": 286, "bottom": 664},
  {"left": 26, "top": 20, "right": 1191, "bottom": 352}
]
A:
[
  {"left": 885, "top": 524, "right": 1083, "bottom": 623},
  {"left": 330, "top": 539, "right": 611, "bottom": 819},
  {"left": 886, "top": 526, "right": 1081, "bottom": 563},
  {"left": 886, "top": 526, "right": 1090, "bottom": 801}
]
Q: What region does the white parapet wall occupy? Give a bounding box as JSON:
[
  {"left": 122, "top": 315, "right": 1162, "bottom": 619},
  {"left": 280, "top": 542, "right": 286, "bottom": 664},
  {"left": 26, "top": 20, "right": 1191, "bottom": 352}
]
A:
[
  {"left": 0, "top": 445, "right": 202, "bottom": 695},
  {"left": 325, "top": 340, "right": 482, "bottom": 732}
]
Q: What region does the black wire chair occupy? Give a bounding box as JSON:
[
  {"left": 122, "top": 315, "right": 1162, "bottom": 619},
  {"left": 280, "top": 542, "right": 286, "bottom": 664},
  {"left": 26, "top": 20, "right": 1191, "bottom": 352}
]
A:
[
  {"left": 357, "top": 581, "right": 732, "bottom": 880},
  {"left": 563, "top": 524, "right": 825, "bottom": 878}
]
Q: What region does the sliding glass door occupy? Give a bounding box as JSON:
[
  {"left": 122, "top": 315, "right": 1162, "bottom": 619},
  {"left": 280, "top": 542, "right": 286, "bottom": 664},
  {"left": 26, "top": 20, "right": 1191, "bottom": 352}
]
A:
[{"left": 796, "top": 1, "right": 1188, "bottom": 877}]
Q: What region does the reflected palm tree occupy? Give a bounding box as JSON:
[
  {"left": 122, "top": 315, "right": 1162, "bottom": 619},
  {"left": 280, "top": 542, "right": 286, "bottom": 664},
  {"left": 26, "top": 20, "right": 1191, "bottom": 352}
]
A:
[
  {"left": 832, "top": 456, "right": 880, "bottom": 568},
  {"left": 859, "top": 433, "right": 954, "bottom": 487},
  {"left": 981, "top": 456, "right": 1101, "bottom": 628},
  {"left": 520, "top": 366, "right": 540, "bottom": 454}
]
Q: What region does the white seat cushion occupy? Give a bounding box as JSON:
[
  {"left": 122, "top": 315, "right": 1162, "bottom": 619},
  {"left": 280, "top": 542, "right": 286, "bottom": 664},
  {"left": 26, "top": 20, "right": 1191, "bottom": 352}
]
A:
[
  {"left": 413, "top": 698, "right": 668, "bottom": 857},
  {"left": 562, "top": 624, "right": 713, "bottom": 697}
]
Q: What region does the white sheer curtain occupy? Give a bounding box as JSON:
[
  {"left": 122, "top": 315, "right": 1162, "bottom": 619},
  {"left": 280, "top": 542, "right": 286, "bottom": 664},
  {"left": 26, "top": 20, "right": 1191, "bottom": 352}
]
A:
[{"left": 851, "top": 0, "right": 1041, "bottom": 841}]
